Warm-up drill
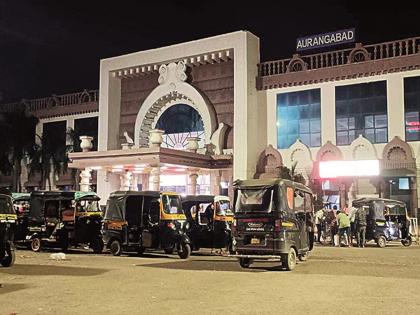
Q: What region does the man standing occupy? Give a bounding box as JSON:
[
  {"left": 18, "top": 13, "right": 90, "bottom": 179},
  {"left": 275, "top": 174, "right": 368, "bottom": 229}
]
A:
[
  {"left": 315, "top": 207, "right": 325, "bottom": 243},
  {"left": 355, "top": 206, "right": 368, "bottom": 248},
  {"left": 347, "top": 204, "right": 357, "bottom": 246},
  {"left": 336, "top": 210, "right": 351, "bottom": 247}
]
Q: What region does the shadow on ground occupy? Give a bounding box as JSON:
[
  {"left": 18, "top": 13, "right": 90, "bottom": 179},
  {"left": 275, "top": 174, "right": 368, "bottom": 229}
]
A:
[
  {"left": 0, "top": 283, "right": 27, "bottom": 295},
  {"left": 0, "top": 264, "right": 109, "bottom": 277}
]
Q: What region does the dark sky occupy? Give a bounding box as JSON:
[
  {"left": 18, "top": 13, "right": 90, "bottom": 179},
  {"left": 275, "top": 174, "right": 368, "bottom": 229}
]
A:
[{"left": 1, "top": 0, "right": 420, "bottom": 102}]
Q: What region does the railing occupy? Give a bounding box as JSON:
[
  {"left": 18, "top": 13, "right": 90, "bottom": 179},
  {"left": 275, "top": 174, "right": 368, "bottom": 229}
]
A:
[
  {"left": 259, "top": 36, "right": 420, "bottom": 77},
  {"left": 0, "top": 89, "right": 99, "bottom": 112}
]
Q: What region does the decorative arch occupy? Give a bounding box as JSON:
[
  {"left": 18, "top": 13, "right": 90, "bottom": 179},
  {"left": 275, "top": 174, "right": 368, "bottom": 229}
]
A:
[
  {"left": 254, "top": 145, "right": 283, "bottom": 179},
  {"left": 315, "top": 141, "right": 343, "bottom": 162},
  {"left": 134, "top": 61, "right": 217, "bottom": 147},
  {"left": 382, "top": 136, "right": 415, "bottom": 163},
  {"left": 347, "top": 43, "right": 371, "bottom": 64},
  {"left": 287, "top": 54, "right": 308, "bottom": 73},
  {"left": 289, "top": 139, "right": 313, "bottom": 169},
  {"left": 349, "top": 135, "right": 378, "bottom": 160}
]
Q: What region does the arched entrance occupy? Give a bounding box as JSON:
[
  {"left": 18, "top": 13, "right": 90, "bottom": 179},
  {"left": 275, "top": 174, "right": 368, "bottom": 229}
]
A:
[{"left": 154, "top": 104, "right": 205, "bottom": 149}]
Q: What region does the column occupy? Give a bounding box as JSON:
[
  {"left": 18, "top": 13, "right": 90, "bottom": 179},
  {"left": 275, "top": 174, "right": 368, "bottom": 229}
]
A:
[
  {"left": 131, "top": 174, "right": 139, "bottom": 191},
  {"left": 149, "top": 167, "right": 161, "bottom": 191},
  {"left": 188, "top": 170, "right": 199, "bottom": 195},
  {"left": 210, "top": 170, "right": 221, "bottom": 195},
  {"left": 387, "top": 75, "right": 405, "bottom": 140},
  {"left": 120, "top": 171, "right": 133, "bottom": 191},
  {"left": 80, "top": 168, "right": 92, "bottom": 192},
  {"left": 321, "top": 83, "right": 336, "bottom": 144}
]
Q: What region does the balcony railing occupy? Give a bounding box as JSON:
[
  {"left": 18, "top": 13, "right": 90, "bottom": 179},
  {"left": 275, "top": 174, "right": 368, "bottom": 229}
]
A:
[
  {"left": 259, "top": 37, "right": 420, "bottom": 77},
  {"left": 0, "top": 89, "right": 99, "bottom": 113}
]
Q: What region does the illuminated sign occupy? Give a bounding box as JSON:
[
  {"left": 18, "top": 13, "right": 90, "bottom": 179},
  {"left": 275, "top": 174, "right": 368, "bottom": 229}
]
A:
[
  {"left": 319, "top": 160, "right": 380, "bottom": 178},
  {"left": 296, "top": 28, "right": 355, "bottom": 52}
]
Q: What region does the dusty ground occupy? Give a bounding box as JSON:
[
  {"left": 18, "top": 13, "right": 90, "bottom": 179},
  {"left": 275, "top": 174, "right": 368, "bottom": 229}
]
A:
[{"left": 1, "top": 242, "right": 420, "bottom": 315}]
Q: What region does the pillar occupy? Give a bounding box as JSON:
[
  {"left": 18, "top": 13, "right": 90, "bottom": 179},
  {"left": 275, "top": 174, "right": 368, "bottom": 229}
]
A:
[
  {"left": 149, "top": 167, "right": 160, "bottom": 191},
  {"left": 131, "top": 174, "right": 139, "bottom": 191},
  {"left": 80, "top": 168, "right": 92, "bottom": 192},
  {"left": 210, "top": 170, "right": 221, "bottom": 195},
  {"left": 188, "top": 170, "right": 199, "bottom": 195}
]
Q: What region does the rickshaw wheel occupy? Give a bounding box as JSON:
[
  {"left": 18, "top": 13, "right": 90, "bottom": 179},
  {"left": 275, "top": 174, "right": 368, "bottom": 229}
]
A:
[
  {"left": 31, "top": 237, "right": 42, "bottom": 252},
  {"left": 282, "top": 248, "right": 297, "bottom": 271},
  {"left": 376, "top": 236, "right": 387, "bottom": 248},
  {"left": 1, "top": 244, "right": 15, "bottom": 267},
  {"left": 178, "top": 243, "right": 191, "bottom": 259},
  {"left": 91, "top": 237, "right": 104, "bottom": 254},
  {"left": 110, "top": 240, "right": 122, "bottom": 256},
  {"left": 401, "top": 237, "right": 412, "bottom": 247},
  {"left": 239, "top": 258, "right": 252, "bottom": 268}
]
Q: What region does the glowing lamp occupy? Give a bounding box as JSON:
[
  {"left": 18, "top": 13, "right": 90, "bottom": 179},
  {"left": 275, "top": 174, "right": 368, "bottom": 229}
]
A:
[{"left": 319, "top": 160, "right": 380, "bottom": 178}]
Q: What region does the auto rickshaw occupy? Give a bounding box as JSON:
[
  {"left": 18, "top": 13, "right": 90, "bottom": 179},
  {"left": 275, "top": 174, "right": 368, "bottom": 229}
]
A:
[
  {"left": 352, "top": 197, "right": 414, "bottom": 247},
  {"left": 181, "top": 195, "right": 234, "bottom": 252},
  {"left": 0, "top": 194, "right": 16, "bottom": 267},
  {"left": 231, "top": 179, "right": 314, "bottom": 271},
  {"left": 12, "top": 192, "right": 31, "bottom": 243},
  {"left": 102, "top": 191, "right": 191, "bottom": 259},
  {"left": 26, "top": 191, "right": 103, "bottom": 253}
]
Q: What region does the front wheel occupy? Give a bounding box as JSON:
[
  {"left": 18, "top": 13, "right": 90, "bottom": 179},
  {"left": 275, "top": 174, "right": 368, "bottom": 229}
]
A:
[
  {"left": 401, "top": 237, "right": 412, "bottom": 247},
  {"left": 239, "top": 258, "right": 252, "bottom": 268},
  {"left": 110, "top": 239, "right": 122, "bottom": 256},
  {"left": 31, "top": 237, "right": 42, "bottom": 252},
  {"left": 1, "top": 243, "right": 16, "bottom": 267},
  {"left": 282, "top": 248, "right": 297, "bottom": 271},
  {"left": 376, "top": 236, "right": 387, "bottom": 248},
  {"left": 178, "top": 243, "right": 191, "bottom": 259}
]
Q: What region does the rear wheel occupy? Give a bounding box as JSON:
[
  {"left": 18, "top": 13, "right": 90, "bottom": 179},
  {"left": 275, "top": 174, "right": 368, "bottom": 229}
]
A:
[
  {"left": 1, "top": 243, "right": 15, "bottom": 267},
  {"left": 110, "top": 239, "right": 122, "bottom": 256},
  {"left": 401, "top": 237, "right": 412, "bottom": 247},
  {"left": 178, "top": 243, "right": 191, "bottom": 259},
  {"left": 282, "top": 248, "right": 297, "bottom": 271},
  {"left": 31, "top": 237, "right": 42, "bottom": 252},
  {"left": 376, "top": 236, "right": 386, "bottom": 248},
  {"left": 239, "top": 258, "right": 252, "bottom": 268},
  {"left": 90, "top": 237, "right": 104, "bottom": 254}
]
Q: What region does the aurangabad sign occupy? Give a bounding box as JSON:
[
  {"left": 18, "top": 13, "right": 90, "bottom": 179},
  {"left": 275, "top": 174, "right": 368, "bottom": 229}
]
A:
[{"left": 296, "top": 28, "right": 355, "bottom": 52}]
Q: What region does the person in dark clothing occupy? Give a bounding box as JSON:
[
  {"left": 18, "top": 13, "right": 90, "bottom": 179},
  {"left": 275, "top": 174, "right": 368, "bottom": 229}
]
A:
[
  {"left": 355, "top": 206, "right": 368, "bottom": 247},
  {"left": 325, "top": 208, "right": 338, "bottom": 246}
]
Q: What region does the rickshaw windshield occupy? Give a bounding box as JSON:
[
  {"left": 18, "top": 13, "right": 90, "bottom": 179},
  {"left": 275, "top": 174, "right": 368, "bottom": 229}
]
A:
[
  {"left": 216, "top": 200, "right": 233, "bottom": 216},
  {"left": 162, "top": 195, "right": 183, "bottom": 215},
  {"left": 104, "top": 198, "right": 124, "bottom": 220},
  {"left": 235, "top": 188, "right": 274, "bottom": 213},
  {"left": 384, "top": 204, "right": 406, "bottom": 216},
  {"left": 0, "top": 198, "right": 14, "bottom": 214}
]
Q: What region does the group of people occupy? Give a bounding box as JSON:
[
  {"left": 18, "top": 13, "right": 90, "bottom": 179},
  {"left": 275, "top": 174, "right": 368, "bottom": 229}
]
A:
[{"left": 315, "top": 203, "right": 368, "bottom": 247}]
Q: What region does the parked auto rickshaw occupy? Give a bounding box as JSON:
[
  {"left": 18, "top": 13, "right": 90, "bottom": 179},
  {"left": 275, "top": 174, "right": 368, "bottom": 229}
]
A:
[
  {"left": 102, "top": 191, "right": 191, "bottom": 259},
  {"left": 26, "top": 191, "right": 103, "bottom": 253},
  {"left": 352, "top": 197, "right": 414, "bottom": 247},
  {"left": 12, "top": 192, "right": 31, "bottom": 243},
  {"left": 181, "top": 195, "right": 233, "bottom": 252},
  {"left": 0, "top": 194, "right": 16, "bottom": 267},
  {"left": 231, "top": 179, "right": 314, "bottom": 271}
]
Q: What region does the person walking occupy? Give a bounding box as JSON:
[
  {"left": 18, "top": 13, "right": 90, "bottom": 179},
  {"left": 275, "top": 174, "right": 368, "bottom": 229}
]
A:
[
  {"left": 325, "top": 207, "right": 338, "bottom": 246},
  {"left": 315, "top": 207, "right": 325, "bottom": 243},
  {"left": 337, "top": 210, "right": 351, "bottom": 247},
  {"left": 355, "top": 206, "right": 368, "bottom": 248}
]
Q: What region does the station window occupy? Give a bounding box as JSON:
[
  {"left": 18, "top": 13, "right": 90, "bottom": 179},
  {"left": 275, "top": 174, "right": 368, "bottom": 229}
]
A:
[
  {"left": 277, "top": 89, "right": 321, "bottom": 149},
  {"left": 404, "top": 76, "right": 420, "bottom": 141},
  {"left": 335, "top": 81, "right": 387, "bottom": 145}
]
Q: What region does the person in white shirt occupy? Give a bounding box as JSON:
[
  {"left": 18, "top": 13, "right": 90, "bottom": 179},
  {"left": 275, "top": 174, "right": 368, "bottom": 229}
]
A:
[{"left": 315, "top": 208, "right": 325, "bottom": 243}]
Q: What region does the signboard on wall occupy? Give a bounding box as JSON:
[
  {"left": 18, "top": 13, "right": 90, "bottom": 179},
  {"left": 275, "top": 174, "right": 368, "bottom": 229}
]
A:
[{"left": 296, "top": 28, "right": 356, "bottom": 52}]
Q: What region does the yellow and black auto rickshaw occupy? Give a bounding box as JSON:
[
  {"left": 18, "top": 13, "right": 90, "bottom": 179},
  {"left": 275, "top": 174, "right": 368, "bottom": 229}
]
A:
[
  {"left": 26, "top": 191, "right": 103, "bottom": 253},
  {"left": 231, "top": 179, "right": 314, "bottom": 271},
  {"left": 181, "top": 195, "right": 234, "bottom": 252},
  {"left": 102, "top": 191, "right": 191, "bottom": 259},
  {"left": 0, "top": 194, "right": 16, "bottom": 267}
]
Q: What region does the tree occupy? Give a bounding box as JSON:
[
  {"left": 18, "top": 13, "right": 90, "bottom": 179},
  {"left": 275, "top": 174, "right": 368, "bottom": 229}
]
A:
[
  {"left": 279, "top": 162, "right": 306, "bottom": 185},
  {"left": 0, "top": 109, "right": 39, "bottom": 191}
]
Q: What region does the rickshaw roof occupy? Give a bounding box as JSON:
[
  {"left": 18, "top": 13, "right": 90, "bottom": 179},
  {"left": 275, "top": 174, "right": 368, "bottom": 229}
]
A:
[
  {"left": 233, "top": 178, "right": 312, "bottom": 194},
  {"left": 12, "top": 192, "right": 31, "bottom": 201},
  {"left": 352, "top": 198, "right": 406, "bottom": 207},
  {"left": 109, "top": 190, "right": 161, "bottom": 199},
  {"left": 181, "top": 195, "right": 215, "bottom": 204},
  {"left": 31, "top": 190, "right": 74, "bottom": 200},
  {"left": 74, "top": 191, "right": 100, "bottom": 201}
]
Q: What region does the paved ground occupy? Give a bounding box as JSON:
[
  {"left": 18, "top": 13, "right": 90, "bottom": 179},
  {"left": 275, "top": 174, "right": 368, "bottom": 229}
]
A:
[{"left": 1, "top": 242, "right": 420, "bottom": 315}]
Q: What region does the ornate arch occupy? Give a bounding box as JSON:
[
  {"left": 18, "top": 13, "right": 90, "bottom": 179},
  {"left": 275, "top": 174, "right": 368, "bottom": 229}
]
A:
[
  {"left": 254, "top": 145, "right": 283, "bottom": 179},
  {"left": 289, "top": 139, "right": 313, "bottom": 169},
  {"left": 382, "top": 136, "right": 415, "bottom": 169},
  {"left": 286, "top": 54, "right": 308, "bottom": 73},
  {"left": 134, "top": 61, "right": 217, "bottom": 147},
  {"left": 347, "top": 43, "right": 371, "bottom": 64},
  {"left": 315, "top": 141, "right": 343, "bottom": 162},
  {"left": 348, "top": 135, "right": 378, "bottom": 160}
]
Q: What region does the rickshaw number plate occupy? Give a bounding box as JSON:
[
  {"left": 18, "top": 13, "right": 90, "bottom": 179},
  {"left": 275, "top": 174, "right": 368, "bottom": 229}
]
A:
[{"left": 251, "top": 238, "right": 260, "bottom": 245}]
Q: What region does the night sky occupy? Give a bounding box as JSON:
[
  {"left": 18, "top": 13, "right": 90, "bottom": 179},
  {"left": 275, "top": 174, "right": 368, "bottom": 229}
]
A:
[{"left": 1, "top": 0, "right": 420, "bottom": 102}]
